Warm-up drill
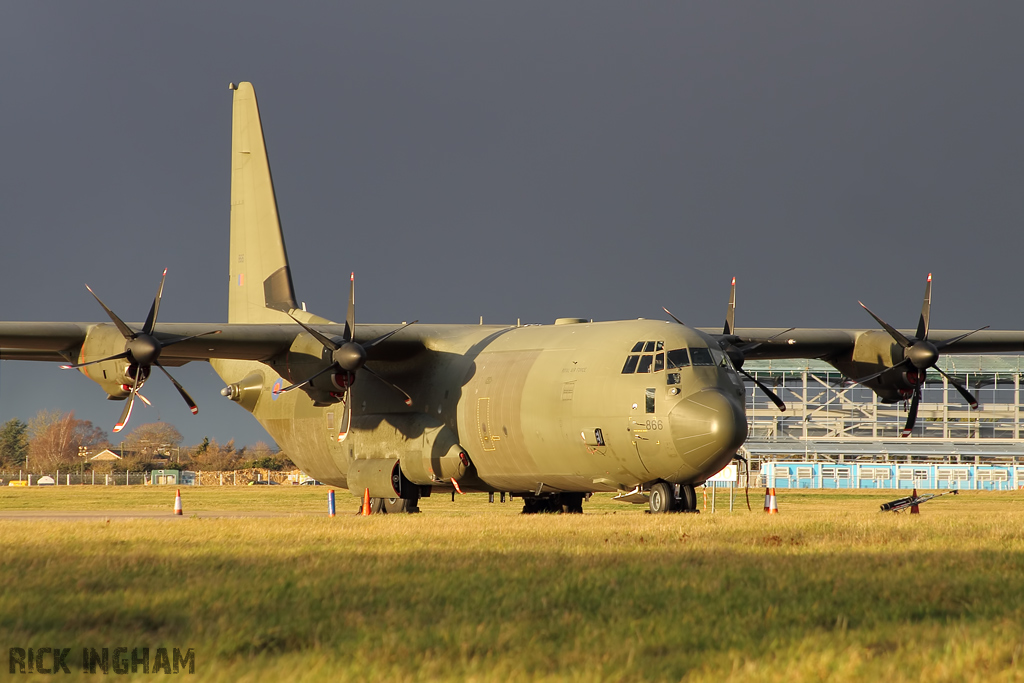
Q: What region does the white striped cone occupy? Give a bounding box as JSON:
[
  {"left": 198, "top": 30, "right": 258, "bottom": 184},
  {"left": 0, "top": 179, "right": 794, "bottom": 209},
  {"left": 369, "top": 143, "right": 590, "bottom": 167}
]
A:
[
  {"left": 174, "top": 489, "right": 183, "bottom": 515},
  {"left": 910, "top": 488, "right": 920, "bottom": 514},
  {"left": 768, "top": 488, "right": 778, "bottom": 515},
  {"left": 763, "top": 487, "right": 771, "bottom": 513}
]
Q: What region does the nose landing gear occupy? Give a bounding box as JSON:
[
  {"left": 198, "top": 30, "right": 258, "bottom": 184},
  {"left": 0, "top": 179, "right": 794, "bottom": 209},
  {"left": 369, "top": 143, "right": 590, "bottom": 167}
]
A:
[{"left": 649, "top": 482, "right": 698, "bottom": 514}]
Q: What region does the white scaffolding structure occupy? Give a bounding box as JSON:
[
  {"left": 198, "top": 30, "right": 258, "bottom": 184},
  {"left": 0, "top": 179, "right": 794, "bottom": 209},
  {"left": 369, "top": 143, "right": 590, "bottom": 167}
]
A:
[{"left": 741, "top": 355, "right": 1024, "bottom": 467}]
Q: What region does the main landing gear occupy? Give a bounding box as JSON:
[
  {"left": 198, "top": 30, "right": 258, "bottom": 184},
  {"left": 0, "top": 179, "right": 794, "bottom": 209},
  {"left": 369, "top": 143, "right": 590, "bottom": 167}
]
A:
[
  {"left": 648, "top": 482, "right": 698, "bottom": 514},
  {"left": 363, "top": 495, "right": 421, "bottom": 514},
  {"left": 521, "top": 492, "right": 585, "bottom": 514}
]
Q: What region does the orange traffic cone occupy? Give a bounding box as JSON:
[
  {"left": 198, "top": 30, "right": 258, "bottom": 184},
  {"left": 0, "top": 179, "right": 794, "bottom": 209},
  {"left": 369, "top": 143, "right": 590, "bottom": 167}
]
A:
[
  {"left": 361, "top": 488, "right": 371, "bottom": 516},
  {"left": 910, "top": 488, "right": 920, "bottom": 515},
  {"left": 173, "top": 489, "right": 183, "bottom": 515},
  {"left": 767, "top": 488, "right": 779, "bottom": 515},
  {"left": 763, "top": 487, "right": 771, "bottom": 513}
]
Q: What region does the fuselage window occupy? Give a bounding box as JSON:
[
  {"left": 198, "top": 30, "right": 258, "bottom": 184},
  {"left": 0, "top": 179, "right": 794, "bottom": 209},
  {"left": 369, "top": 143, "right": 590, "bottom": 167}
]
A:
[
  {"left": 654, "top": 353, "right": 665, "bottom": 372},
  {"left": 622, "top": 355, "right": 640, "bottom": 374},
  {"left": 637, "top": 355, "right": 654, "bottom": 373},
  {"left": 631, "top": 342, "right": 644, "bottom": 353},
  {"left": 642, "top": 341, "right": 657, "bottom": 353},
  {"left": 690, "top": 347, "right": 715, "bottom": 366},
  {"left": 667, "top": 349, "right": 690, "bottom": 368},
  {"left": 645, "top": 388, "right": 656, "bottom": 413},
  {"left": 667, "top": 372, "right": 680, "bottom": 385}
]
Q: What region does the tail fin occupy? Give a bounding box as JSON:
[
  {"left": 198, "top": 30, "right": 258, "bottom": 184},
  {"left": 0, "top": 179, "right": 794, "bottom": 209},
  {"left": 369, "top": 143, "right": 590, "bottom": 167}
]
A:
[{"left": 227, "top": 82, "right": 298, "bottom": 323}]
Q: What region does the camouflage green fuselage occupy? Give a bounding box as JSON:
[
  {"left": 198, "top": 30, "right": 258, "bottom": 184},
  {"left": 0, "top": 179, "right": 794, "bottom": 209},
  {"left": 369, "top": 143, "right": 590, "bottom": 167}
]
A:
[{"left": 212, "top": 318, "right": 747, "bottom": 496}]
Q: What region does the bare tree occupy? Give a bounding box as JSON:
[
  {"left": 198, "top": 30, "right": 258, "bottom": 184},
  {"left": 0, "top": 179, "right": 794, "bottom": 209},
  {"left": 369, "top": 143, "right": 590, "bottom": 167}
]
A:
[
  {"left": 28, "top": 410, "right": 107, "bottom": 471},
  {"left": 120, "top": 422, "right": 184, "bottom": 458}
]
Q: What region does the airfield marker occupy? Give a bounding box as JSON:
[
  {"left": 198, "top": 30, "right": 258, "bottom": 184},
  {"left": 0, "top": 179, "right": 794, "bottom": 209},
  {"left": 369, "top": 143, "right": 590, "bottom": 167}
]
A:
[
  {"left": 911, "top": 488, "right": 920, "bottom": 514},
  {"left": 763, "top": 488, "right": 771, "bottom": 512},
  {"left": 328, "top": 489, "right": 336, "bottom": 517},
  {"left": 767, "top": 488, "right": 779, "bottom": 515},
  {"left": 174, "top": 489, "right": 183, "bottom": 515},
  {"left": 361, "top": 488, "right": 371, "bottom": 516}
]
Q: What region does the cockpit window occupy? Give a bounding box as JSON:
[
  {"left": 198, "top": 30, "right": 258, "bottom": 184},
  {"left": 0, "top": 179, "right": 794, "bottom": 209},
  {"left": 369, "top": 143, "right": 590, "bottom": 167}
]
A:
[
  {"left": 710, "top": 348, "right": 728, "bottom": 368},
  {"left": 690, "top": 348, "right": 715, "bottom": 366},
  {"left": 667, "top": 349, "right": 690, "bottom": 368},
  {"left": 623, "top": 342, "right": 667, "bottom": 374}
]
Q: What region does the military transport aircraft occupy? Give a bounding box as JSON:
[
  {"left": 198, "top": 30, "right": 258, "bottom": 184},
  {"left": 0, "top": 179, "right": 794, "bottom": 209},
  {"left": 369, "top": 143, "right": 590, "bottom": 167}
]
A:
[{"left": 3, "top": 82, "right": 1023, "bottom": 514}]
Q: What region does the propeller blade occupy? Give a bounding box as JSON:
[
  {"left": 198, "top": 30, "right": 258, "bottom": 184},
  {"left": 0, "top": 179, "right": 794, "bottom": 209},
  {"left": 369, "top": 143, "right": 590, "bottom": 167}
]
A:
[
  {"left": 273, "top": 364, "right": 338, "bottom": 395},
  {"left": 86, "top": 285, "right": 136, "bottom": 340},
  {"left": 143, "top": 268, "right": 168, "bottom": 336},
  {"left": 345, "top": 272, "right": 355, "bottom": 343},
  {"left": 934, "top": 366, "right": 979, "bottom": 409},
  {"left": 853, "top": 358, "right": 911, "bottom": 385},
  {"left": 363, "top": 366, "right": 413, "bottom": 406},
  {"left": 662, "top": 307, "right": 685, "bottom": 326},
  {"left": 859, "top": 302, "right": 912, "bottom": 348},
  {"left": 136, "top": 392, "right": 152, "bottom": 407},
  {"left": 159, "top": 330, "right": 223, "bottom": 348},
  {"left": 60, "top": 351, "right": 129, "bottom": 369},
  {"left": 933, "top": 326, "right": 990, "bottom": 351},
  {"left": 723, "top": 277, "right": 736, "bottom": 335},
  {"left": 113, "top": 365, "right": 143, "bottom": 432},
  {"left": 901, "top": 383, "right": 922, "bottom": 437},
  {"left": 286, "top": 313, "right": 341, "bottom": 352},
  {"left": 337, "top": 388, "right": 352, "bottom": 442},
  {"left": 363, "top": 320, "right": 419, "bottom": 351},
  {"left": 916, "top": 273, "right": 931, "bottom": 341},
  {"left": 154, "top": 362, "right": 199, "bottom": 415},
  {"left": 739, "top": 367, "right": 787, "bottom": 412}
]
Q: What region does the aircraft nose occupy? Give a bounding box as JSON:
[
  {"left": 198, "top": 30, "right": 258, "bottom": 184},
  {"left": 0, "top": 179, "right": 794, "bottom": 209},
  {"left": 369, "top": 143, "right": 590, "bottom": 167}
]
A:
[{"left": 668, "top": 388, "right": 747, "bottom": 475}]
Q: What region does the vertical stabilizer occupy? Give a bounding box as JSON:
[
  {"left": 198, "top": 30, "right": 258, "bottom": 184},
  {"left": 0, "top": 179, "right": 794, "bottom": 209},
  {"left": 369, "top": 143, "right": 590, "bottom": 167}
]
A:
[{"left": 228, "top": 82, "right": 298, "bottom": 323}]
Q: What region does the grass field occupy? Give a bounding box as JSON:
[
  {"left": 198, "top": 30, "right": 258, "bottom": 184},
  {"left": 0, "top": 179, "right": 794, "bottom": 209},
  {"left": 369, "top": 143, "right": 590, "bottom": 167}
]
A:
[{"left": 1, "top": 486, "right": 1023, "bottom": 682}]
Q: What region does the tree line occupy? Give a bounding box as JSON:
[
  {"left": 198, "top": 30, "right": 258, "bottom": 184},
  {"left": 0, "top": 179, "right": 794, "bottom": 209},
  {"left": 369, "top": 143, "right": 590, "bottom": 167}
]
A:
[{"left": 0, "top": 411, "right": 293, "bottom": 473}]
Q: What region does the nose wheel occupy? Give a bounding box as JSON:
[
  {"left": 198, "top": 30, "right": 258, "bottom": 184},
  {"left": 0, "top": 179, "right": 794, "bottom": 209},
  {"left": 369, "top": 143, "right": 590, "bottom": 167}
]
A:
[{"left": 649, "top": 482, "right": 698, "bottom": 514}]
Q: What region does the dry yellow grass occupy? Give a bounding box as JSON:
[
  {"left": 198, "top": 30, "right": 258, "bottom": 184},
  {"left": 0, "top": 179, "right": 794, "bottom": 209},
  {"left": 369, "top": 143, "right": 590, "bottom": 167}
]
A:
[{"left": 1, "top": 488, "right": 1022, "bottom": 682}]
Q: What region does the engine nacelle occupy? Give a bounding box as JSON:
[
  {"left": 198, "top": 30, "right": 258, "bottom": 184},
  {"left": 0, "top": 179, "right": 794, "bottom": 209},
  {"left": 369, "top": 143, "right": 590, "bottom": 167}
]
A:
[
  {"left": 75, "top": 324, "right": 138, "bottom": 400},
  {"left": 829, "top": 330, "right": 920, "bottom": 403}
]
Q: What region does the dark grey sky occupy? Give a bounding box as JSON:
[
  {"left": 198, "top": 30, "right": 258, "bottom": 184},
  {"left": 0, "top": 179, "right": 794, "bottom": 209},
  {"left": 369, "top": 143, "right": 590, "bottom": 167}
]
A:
[{"left": 2, "top": 2, "right": 1022, "bottom": 447}]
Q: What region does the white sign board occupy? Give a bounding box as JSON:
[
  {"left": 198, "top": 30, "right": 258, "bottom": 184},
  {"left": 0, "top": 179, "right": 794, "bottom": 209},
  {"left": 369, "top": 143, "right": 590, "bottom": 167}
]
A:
[{"left": 707, "top": 464, "right": 737, "bottom": 483}]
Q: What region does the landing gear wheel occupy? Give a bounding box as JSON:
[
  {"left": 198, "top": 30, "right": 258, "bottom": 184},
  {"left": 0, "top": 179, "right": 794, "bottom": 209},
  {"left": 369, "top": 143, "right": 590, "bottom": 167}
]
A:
[
  {"left": 366, "top": 497, "right": 384, "bottom": 514},
  {"left": 561, "top": 493, "right": 584, "bottom": 514},
  {"left": 383, "top": 496, "right": 420, "bottom": 513},
  {"left": 679, "top": 484, "right": 698, "bottom": 512},
  {"left": 649, "top": 482, "right": 675, "bottom": 514}
]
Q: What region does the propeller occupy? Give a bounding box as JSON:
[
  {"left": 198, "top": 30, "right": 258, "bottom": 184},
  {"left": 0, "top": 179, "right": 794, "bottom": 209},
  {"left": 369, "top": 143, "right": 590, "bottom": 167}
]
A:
[
  {"left": 716, "top": 278, "right": 790, "bottom": 412},
  {"left": 855, "top": 273, "right": 987, "bottom": 437},
  {"left": 60, "top": 269, "right": 220, "bottom": 432},
  {"left": 663, "top": 279, "right": 788, "bottom": 411},
  {"left": 274, "top": 273, "right": 417, "bottom": 442}
]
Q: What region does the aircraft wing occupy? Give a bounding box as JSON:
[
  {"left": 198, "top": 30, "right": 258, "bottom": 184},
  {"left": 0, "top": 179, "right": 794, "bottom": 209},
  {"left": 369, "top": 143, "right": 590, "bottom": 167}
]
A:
[
  {"left": 0, "top": 322, "right": 298, "bottom": 364},
  {"left": 0, "top": 321, "right": 431, "bottom": 365},
  {"left": 701, "top": 328, "right": 1024, "bottom": 362}
]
